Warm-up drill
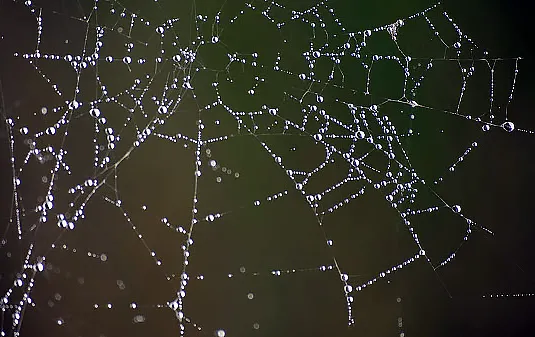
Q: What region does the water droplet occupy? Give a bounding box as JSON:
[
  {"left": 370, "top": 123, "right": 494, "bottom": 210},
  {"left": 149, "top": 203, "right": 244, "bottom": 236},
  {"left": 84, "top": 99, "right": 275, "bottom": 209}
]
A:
[
  {"left": 90, "top": 108, "right": 101, "bottom": 118},
  {"left": 133, "top": 314, "right": 146, "bottom": 323},
  {"left": 46, "top": 126, "right": 56, "bottom": 135},
  {"left": 69, "top": 100, "right": 79, "bottom": 109},
  {"left": 502, "top": 121, "right": 514, "bottom": 132}
]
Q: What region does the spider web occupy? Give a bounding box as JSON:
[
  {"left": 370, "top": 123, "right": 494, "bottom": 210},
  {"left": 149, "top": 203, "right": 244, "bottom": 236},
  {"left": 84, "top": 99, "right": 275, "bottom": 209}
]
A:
[{"left": 0, "top": 0, "right": 534, "bottom": 336}]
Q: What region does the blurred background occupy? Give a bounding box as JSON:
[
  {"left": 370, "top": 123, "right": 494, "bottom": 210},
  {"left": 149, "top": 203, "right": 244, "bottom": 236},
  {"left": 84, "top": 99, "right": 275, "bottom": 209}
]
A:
[{"left": 1, "top": 0, "right": 534, "bottom": 337}]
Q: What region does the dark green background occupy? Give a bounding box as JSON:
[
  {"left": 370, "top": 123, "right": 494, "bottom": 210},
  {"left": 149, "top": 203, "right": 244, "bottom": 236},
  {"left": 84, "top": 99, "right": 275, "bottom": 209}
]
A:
[{"left": 1, "top": 0, "right": 534, "bottom": 337}]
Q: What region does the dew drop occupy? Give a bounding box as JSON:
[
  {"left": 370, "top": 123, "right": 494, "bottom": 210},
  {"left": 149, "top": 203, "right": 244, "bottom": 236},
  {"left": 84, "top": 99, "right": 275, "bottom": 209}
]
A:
[
  {"left": 502, "top": 121, "right": 514, "bottom": 132},
  {"left": 69, "top": 100, "right": 79, "bottom": 109},
  {"left": 133, "top": 315, "right": 146, "bottom": 323},
  {"left": 90, "top": 108, "right": 101, "bottom": 118},
  {"left": 46, "top": 126, "right": 56, "bottom": 135}
]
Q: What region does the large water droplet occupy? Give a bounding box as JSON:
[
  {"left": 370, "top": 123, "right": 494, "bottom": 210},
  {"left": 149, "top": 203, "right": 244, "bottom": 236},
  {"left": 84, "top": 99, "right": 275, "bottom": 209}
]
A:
[{"left": 502, "top": 121, "right": 514, "bottom": 132}]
